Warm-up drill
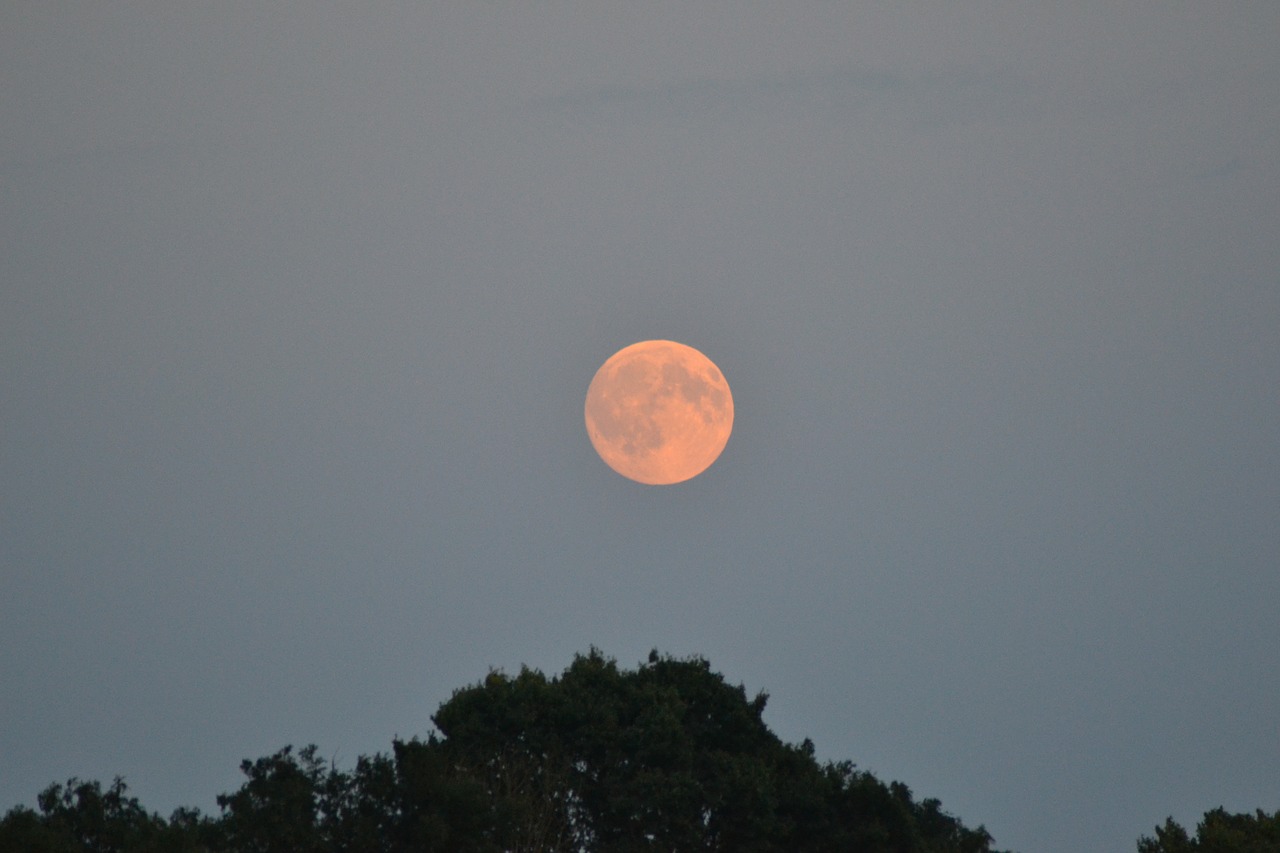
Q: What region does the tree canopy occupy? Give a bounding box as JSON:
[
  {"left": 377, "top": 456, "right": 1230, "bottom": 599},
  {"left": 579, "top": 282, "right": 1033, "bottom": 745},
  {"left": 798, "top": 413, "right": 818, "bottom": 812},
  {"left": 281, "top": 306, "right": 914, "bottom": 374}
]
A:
[
  {"left": 1137, "top": 807, "right": 1280, "bottom": 853},
  {"left": 30, "top": 647, "right": 1272, "bottom": 852}
]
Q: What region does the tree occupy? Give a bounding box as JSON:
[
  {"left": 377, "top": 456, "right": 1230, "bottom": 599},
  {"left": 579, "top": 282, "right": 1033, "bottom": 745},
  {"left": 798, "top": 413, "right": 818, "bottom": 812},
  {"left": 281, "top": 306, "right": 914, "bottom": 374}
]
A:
[
  {"left": 0, "top": 776, "right": 208, "bottom": 853},
  {"left": 1138, "top": 807, "right": 1280, "bottom": 853},
  {"left": 429, "top": 648, "right": 1000, "bottom": 852},
  {"left": 214, "top": 745, "right": 328, "bottom": 853},
  {"left": 385, "top": 736, "right": 504, "bottom": 852},
  {"left": 212, "top": 741, "right": 499, "bottom": 853}
]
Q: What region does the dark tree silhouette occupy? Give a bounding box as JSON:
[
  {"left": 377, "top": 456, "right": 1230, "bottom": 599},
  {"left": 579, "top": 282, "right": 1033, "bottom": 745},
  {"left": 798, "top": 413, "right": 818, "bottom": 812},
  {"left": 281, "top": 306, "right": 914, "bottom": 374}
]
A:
[
  {"left": 0, "top": 776, "right": 210, "bottom": 853},
  {"left": 429, "top": 649, "right": 1000, "bottom": 852},
  {"left": 1137, "top": 807, "right": 1280, "bottom": 853},
  {"left": 1, "top": 649, "right": 1006, "bottom": 853}
]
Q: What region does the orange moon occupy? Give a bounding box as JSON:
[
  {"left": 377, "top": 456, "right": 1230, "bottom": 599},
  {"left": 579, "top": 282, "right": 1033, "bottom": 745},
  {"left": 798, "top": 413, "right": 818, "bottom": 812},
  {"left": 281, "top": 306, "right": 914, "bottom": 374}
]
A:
[{"left": 584, "top": 340, "right": 733, "bottom": 485}]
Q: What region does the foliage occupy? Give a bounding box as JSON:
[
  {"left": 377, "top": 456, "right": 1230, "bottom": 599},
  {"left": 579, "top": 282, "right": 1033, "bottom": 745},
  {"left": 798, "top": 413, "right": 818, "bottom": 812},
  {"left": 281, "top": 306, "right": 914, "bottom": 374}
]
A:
[
  {"left": 0, "top": 650, "right": 1006, "bottom": 852},
  {"left": 1137, "top": 807, "right": 1280, "bottom": 853},
  {"left": 0, "top": 776, "right": 213, "bottom": 853}
]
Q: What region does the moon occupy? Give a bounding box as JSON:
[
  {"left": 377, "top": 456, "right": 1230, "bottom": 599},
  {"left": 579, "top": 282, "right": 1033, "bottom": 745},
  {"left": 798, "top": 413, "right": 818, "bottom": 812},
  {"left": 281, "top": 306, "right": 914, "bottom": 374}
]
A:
[{"left": 584, "top": 340, "right": 734, "bottom": 485}]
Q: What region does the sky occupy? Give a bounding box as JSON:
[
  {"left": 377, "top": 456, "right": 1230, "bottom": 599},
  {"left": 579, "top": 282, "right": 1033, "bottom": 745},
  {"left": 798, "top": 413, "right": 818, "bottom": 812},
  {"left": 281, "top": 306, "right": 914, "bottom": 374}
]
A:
[{"left": 2, "top": 3, "right": 1277, "bottom": 851}]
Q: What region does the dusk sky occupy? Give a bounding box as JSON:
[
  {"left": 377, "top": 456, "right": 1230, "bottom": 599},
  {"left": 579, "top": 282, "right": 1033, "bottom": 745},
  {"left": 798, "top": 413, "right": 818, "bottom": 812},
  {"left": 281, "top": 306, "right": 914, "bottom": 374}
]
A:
[{"left": 2, "top": 4, "right": 1277, "bottom": 851}]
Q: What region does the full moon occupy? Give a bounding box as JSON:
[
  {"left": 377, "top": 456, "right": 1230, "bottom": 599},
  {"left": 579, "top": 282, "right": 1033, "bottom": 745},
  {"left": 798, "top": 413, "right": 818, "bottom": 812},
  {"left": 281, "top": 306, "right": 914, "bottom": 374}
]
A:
[{"left": 584, "top": 339, "right": 734, "bottom": 485}]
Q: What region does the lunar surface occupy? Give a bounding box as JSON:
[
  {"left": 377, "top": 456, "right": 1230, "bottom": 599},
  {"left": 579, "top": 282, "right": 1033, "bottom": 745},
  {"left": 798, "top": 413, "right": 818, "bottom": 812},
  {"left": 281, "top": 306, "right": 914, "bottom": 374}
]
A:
[{"left": 584, "top": 340, "right": 733, "bottom": 485}]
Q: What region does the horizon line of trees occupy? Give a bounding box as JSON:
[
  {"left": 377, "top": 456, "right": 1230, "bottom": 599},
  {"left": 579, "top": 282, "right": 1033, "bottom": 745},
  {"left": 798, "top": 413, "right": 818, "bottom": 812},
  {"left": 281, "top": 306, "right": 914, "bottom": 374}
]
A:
[{"left": 1, "top": 649, "right": 1275, "bottom": 852}]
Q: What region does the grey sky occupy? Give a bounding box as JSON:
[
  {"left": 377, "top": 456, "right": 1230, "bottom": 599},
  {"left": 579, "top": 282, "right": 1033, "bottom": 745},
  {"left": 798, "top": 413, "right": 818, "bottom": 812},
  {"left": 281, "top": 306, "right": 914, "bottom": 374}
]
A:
[{"left": 3, "top": 4, "right": 1278, "bottom": 851}]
